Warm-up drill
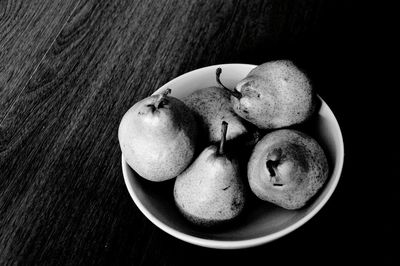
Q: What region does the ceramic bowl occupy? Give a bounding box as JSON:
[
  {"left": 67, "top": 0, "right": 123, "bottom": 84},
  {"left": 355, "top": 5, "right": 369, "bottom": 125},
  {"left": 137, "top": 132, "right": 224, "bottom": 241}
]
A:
[{"left": 121, "top": 64, "right": 344, "bottom": 249}]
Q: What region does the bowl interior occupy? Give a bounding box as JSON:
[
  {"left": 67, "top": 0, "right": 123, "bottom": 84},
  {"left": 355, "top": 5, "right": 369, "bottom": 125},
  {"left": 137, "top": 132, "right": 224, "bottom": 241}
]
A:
[{"left": 122, "top": 64, "right": 344, "bottom": 248}]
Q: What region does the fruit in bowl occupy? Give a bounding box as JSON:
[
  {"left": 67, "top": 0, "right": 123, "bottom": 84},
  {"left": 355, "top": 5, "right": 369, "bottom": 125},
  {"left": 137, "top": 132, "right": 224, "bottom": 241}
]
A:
[
  {"left": 119, "top": 62, "right": 344, "bottom": 249},
  {"left": 248, "top": 129, "right": 329, "bottom": 210},
  {"left": 217, "top": 60, "right": 316, "bottom": 129},
  {"left": 174, "top": 121, "right": 246, "bottom": 226},
  {"left": 118, "top": 89, "right": 199, "bottom": 182},
  {"left": 182, "top": 86, "right": 249, "bottom": 143}
]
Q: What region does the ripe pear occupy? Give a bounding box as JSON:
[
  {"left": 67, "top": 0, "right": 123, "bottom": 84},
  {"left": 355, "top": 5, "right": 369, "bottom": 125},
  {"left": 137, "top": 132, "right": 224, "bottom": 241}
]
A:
[
  {"left": 248, "top": 129, "right": 329, "bottom": 210},
  {"left": 183, "top": 86, "right": 249, "bottom": 143},
  {"left": 118, "top": 89, "right": 198, "bottom": 182},
  {"left": 217, "top": 60, "right": 316, "bottom": 129},
  {"left": 174, "top": 121, "right": 245, "bottom": 226}
]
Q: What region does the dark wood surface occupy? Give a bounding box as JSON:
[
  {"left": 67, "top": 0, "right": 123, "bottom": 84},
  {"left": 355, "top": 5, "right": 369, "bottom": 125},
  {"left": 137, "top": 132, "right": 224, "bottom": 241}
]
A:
[
  {"left": 0, "top": 0, "right": 80, "bottom": 120},
  {"left": 0, "top": 0, "right": 392, "bottom": 265}
]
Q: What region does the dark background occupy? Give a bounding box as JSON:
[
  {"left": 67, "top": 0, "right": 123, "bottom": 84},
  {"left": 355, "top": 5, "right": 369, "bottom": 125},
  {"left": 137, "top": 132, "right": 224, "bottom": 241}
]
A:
[{"left": 0, "top": 0, "right": 394, "bottom": 265}]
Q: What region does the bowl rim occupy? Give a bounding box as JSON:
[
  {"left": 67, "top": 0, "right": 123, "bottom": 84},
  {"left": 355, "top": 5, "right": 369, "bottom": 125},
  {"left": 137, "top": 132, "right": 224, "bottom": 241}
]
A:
[{"left": 121, "top": 63, "right": 344, "bottom": 249}]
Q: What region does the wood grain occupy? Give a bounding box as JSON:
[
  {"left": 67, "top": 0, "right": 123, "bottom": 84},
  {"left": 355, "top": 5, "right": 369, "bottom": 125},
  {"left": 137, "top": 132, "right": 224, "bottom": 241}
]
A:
[
  {"left": 0, "top": 0, "right": 377, "bottom": 265},
  {"left": 0, "top": 0, "right": 80, "bottom": 121}
]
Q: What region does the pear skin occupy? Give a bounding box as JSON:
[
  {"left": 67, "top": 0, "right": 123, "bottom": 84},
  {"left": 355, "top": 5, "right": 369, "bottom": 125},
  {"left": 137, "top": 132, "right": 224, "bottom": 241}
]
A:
[
  {"left": 174, "top": 122, "right": 245, "bottom": 226},
  {"left": 226, "top": 61, "right": 316, "bottom": 129},
  {"left": 183, "top": 86, "right": 249, "bottom": 143},
  {"left": 118, "top": 89, "right": 198, "bottom": 182},
  {"left": 248, "top": 129, "right": 329, "bottom": 209}
]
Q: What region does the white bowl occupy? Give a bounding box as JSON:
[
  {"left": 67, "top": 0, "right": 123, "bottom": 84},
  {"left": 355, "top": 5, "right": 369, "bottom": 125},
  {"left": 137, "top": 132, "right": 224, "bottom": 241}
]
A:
[{"left": 121, "top": 64, "right": 344, "bottom": 249}]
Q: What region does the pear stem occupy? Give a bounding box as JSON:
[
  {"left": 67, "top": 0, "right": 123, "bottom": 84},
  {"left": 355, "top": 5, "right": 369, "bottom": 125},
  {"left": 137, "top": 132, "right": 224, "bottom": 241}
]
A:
[
  {"left": 216, "top": 68, "right": 242, "bottom": 99},
  {"left": 266, "top": 148, "right": 284, "bottom": 186},
  {"left": 266, "top": 160, "right": 278, "bottom": 177},
  {"left": 218, "top": 121, "right": 228, "bottom": 155},
  {"left": 154, "top": 88, "right": 171, "bottom": 109},
  {"left": 266, "top": 160, "right": 284, "bottom": 186}
]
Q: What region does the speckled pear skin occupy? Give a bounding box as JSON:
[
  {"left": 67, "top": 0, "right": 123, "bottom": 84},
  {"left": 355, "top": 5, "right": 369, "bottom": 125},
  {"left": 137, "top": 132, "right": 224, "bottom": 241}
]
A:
[
  {"left": 183, "top": 86, "right": 248, "bottom": 143},
  {"left": 248, "top": 129, "right": 329, "bottom": 210},
  {"left": 174, "top": 146, "right": 245, "bottom": 226},
  {"left": 118, "top": 94, "right": 198, "bottom": 182},
  {"left": 231, "top": 60, "right": 316, "bottom": 129}
]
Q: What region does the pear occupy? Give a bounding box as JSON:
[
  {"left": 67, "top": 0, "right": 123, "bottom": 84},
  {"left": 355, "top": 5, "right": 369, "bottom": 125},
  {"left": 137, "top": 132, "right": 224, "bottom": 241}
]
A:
[
  {"left": 118, "top": 89, "right": 198, "bottom": 182},
  {"left": 216, "top": 60, "right": 316, "bottom": 129},
  {"left": 174, "top": 121, "right": 245, "bottom": 226},
  {"left": 183, "top": 86, "right": 249, "bottom": 143},
  {"left": 247, "top": 129, "right": 329, "bottom": 209}
]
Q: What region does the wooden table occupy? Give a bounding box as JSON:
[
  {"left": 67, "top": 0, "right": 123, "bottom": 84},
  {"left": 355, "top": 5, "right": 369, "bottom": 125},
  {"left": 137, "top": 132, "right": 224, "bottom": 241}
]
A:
[{"left": 0, "top": 0, "right": 392, "bottom": 265}]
